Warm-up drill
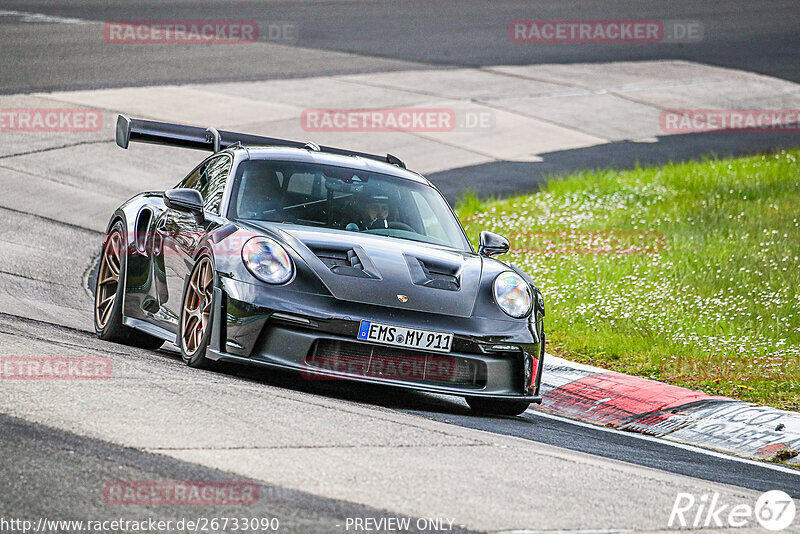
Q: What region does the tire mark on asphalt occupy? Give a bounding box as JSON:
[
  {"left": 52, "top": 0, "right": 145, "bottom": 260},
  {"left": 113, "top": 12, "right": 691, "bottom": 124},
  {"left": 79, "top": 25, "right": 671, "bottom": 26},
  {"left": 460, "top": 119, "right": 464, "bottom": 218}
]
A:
[
  {"left": 0, "top": 204, "right": 102, "bottom": 235},
  {"left": 0, "top": 268, "right": 72, "bottom": 286},
  {"left": 0, "top": 139, "right": 110, "bottom": 160}
]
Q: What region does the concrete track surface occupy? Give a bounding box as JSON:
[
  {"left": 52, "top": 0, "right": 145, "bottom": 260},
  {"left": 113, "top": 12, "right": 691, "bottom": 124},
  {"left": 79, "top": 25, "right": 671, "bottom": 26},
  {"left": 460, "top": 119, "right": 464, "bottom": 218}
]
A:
[{"left": 1, "top": 2, "right": 799, "bottom": 533}]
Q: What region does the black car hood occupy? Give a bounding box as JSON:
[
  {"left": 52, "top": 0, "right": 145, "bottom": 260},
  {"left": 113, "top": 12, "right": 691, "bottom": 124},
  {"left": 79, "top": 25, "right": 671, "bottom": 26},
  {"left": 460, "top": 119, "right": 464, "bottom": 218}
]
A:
[{"left": 255, "top": 224, "right": 484, "bottom": 318}]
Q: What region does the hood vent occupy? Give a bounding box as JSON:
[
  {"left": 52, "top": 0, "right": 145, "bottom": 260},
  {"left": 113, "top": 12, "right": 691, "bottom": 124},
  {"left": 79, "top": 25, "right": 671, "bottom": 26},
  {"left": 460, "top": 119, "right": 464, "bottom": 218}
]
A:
[
  {"left": 405, "top": 255, "right": 461, "bottom": 291},
  {"left": 310, "top": 245, "right": 379, "bottom": 279},
  {"left": 274, "top": 224, "right": 481, "bottom": 317}
]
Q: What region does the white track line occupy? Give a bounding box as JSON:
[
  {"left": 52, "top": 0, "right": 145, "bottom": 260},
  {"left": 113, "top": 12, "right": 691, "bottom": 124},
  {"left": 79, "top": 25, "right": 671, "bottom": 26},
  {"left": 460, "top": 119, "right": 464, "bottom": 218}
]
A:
[{"left": 528, "top": 408, "right": 800, "bottom": 477}]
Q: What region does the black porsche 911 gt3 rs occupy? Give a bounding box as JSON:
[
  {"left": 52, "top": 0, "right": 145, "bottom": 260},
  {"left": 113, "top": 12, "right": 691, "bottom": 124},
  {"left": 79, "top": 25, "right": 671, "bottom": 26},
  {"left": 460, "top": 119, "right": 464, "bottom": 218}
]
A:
[{"left": 94, "top": 115, "right": 545, "bottom": 415}]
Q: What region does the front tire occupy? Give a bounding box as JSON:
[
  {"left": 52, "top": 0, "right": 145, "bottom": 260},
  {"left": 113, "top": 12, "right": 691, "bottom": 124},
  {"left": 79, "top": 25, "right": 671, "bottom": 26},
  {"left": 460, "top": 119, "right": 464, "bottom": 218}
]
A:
[
  {"left": 94, "top": 221, "right": 164, "bottom": 350},
  {"left": 466, "top": 397, "right": 531, "bottom": 416},
  {"left": 179, "top": 254, "right": 219, "bottom": 370}
]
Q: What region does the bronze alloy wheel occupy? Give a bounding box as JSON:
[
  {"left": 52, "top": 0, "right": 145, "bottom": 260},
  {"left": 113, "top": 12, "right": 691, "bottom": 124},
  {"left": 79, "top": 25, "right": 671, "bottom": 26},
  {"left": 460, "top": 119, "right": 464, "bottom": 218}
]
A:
[
  {"left": 95, "top": 230, "right": 122, "bottom": 329},
  {"left": 181, "top": 256, "right": 214, "bottom": 356}
]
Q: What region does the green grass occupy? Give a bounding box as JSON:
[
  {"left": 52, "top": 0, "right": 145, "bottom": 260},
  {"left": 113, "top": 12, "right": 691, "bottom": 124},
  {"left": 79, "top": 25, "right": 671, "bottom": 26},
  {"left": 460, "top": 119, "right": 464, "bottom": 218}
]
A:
[{"left": 456, "top": 150, "right": 800, "bottom": 409}]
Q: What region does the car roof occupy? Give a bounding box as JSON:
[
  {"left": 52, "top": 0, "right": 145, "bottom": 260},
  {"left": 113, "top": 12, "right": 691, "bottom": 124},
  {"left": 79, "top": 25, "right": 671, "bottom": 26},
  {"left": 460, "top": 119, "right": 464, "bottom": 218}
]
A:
[{"left": 233, "top": 146, "right": 431, "bottom": 185}]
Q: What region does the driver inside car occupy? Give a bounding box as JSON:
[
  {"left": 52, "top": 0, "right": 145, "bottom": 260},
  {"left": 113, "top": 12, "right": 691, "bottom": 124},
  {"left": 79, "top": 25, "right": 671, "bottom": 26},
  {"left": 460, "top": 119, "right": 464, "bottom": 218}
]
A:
[
  {"left": 346, "top": 193, "right": 392, "bottom": 231},
  {"left": 363, "top": 195, "right": 391, "bottom": 229}
]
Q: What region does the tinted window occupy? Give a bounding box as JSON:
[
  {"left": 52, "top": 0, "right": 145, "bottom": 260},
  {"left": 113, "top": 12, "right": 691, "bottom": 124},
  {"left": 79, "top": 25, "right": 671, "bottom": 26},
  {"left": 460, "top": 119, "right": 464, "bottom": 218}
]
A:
[
  {"left": 181, "top": 155, "right": 231, "bottom": 215},
  {"left": 229, "top": 160, "right": 470, "bottom": 251},
  {"left": 202, "top": 156, "right": 232, "bottom": 215},
  {"left": 181, "top": 162, "right": 206, "bottom": 191}
]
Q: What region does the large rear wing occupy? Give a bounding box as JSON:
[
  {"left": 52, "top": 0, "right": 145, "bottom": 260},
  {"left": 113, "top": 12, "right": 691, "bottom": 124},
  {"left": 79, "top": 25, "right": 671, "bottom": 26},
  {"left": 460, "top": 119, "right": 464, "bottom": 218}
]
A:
[{"left": 115, "top": 114, "right": 406, "bottom": 168}]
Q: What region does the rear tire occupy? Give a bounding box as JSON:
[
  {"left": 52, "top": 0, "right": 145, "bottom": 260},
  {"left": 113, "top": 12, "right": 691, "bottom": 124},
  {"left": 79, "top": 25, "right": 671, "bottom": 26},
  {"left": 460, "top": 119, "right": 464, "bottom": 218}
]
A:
[
  {"left": 94, "top": 221, "right": 164, "bottom": 350},
  {"left": 466, "top": 397, "right": 530, "bottom": 416}
]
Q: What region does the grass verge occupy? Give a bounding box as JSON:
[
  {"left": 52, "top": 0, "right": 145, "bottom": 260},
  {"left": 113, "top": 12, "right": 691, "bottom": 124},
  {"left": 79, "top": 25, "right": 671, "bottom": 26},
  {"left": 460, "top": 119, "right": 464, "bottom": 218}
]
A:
[{"left": 456, "top": 150, "right": 800, "bottom": 409}]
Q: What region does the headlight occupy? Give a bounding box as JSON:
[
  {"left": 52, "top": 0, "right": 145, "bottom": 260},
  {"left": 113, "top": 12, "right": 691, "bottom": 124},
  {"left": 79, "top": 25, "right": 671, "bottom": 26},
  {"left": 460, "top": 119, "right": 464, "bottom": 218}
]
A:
[
  {"left": 242, "top": 237, "right": 294, "bottom": 284},
  {"left": 493, "top": 271, "right": 532, "bottom": 318}
]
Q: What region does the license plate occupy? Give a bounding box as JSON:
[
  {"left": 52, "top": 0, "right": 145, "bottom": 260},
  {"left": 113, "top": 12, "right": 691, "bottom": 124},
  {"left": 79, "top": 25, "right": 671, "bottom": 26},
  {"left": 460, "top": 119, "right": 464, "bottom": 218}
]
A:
[{"left": 357, "top": 320, "right": 453, "bottom": 353}]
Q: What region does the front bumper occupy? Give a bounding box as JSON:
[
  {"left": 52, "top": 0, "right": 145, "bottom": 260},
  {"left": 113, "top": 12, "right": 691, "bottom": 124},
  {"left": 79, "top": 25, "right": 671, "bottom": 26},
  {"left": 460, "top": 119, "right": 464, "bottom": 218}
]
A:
[{"left": 211, "top": 277, "right": 544, "bottom": 402}]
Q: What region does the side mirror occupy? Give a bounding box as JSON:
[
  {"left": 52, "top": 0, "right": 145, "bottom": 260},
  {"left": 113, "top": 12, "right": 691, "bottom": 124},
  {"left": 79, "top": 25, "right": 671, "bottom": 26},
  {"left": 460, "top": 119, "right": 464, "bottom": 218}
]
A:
[
  {"left": 164, "top": 188, "right": 204, "bottom": 223},
  {"left": 478, "top": 230, "right": 509, "bottom": 257}
]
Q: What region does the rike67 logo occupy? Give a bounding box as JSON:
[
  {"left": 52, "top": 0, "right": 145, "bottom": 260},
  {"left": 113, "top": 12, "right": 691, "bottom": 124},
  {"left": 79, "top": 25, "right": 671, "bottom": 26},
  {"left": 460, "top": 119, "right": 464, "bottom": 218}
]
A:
[{"left": 669, "top": 490, "right": 795, "bottom": 531}]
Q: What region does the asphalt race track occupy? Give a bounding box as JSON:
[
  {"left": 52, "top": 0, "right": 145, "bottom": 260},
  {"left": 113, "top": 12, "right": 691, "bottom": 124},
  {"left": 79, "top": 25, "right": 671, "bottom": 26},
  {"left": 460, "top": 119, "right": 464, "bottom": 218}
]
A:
[
  {"left": 1, "top": 0, "right": 799, "bottom": 93},
  {"left": 1, "top": 2, "right": 799, "bottom": 532}
]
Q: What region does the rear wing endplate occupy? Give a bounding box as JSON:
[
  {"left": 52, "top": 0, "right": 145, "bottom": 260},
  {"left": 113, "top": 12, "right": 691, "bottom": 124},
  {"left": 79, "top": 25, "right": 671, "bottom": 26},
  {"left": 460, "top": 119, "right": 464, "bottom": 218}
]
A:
[{"left": 115, "top": 114, "right": 405, "bottom": 168}]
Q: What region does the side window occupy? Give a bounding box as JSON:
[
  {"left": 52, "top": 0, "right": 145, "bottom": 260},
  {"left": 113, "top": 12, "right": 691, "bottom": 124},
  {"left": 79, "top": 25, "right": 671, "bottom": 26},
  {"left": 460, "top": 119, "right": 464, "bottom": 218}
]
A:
[
  {"left": 180, "top": 156, "right": 232, "bottom": 215},
  {"left": 181, "top": 162, "right": 206, "bottom": 191},
  {"left": 202, "top": 156, "right": 232, "bottom": 215}
]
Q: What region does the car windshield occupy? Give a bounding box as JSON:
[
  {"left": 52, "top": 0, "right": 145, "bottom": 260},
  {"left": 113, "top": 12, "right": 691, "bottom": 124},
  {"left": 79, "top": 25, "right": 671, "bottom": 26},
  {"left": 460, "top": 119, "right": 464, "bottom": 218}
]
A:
[{"left": 228, "top": 159, "right": 472, "bottom": 251}]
